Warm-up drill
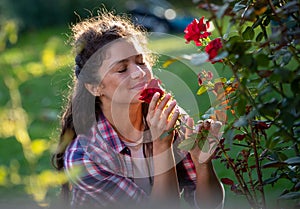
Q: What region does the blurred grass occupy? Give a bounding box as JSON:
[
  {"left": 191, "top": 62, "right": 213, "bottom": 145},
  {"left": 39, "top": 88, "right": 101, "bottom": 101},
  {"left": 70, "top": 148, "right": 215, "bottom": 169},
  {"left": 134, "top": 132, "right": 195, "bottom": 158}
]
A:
[{"left": 0, "top": 26, "right": 294, "bottom": 209}]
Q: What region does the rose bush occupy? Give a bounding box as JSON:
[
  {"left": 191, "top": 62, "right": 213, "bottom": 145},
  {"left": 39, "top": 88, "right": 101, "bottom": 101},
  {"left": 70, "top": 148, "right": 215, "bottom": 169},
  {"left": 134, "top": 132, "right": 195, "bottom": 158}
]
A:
[{"left": 175, "top": 0, "right": 300, "bottom": 209}]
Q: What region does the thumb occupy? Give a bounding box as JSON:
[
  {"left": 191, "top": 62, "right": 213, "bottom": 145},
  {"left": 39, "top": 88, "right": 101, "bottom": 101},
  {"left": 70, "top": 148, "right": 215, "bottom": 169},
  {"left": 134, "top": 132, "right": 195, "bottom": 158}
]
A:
[{"left": 185, "top": 117, "right": 194, "bottom": 139}]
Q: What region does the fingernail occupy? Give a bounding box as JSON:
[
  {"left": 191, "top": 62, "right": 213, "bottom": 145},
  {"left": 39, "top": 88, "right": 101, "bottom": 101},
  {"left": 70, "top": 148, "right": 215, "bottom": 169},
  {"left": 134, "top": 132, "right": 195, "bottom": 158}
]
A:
[
  {"left": 154, "top": 92, "right": 160, "bottom": 97},
  {"left": 165, "top": 94, "right": 171, "bottom": 99}
]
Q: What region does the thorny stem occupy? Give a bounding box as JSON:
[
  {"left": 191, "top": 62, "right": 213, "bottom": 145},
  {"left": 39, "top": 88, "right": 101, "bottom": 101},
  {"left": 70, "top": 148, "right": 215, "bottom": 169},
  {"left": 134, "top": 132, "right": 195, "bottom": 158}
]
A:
[
  {"left": 217, "top": 139, "right": 257, "bottom": 207},
  {"left": 250, "top": 124, "right": 266, "bottom": 209},
  {"left": 246, "top": 160, "right": 258, "bottom": 203}
]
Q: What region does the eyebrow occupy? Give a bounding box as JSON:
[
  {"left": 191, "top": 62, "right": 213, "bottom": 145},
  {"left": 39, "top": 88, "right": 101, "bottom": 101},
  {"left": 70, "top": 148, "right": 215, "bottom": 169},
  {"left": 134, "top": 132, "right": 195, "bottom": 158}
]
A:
[{"left": 108, "top": 59, "right": 128, "bottom": 69}]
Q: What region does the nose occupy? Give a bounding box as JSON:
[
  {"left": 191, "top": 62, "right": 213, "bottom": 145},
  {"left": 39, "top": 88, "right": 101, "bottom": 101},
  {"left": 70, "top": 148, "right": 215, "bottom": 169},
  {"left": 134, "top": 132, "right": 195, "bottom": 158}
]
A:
[{"left": 130, "top": 64, "right": 146, "bottom": 79}]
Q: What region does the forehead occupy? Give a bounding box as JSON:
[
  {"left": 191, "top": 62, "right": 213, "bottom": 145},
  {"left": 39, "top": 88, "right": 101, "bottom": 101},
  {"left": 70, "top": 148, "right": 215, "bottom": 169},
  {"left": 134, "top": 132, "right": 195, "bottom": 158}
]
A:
[
  {"left": 101, "top": 38, "right": 144, "bottom": 67},
  {"left": 108, "top": 38, "right": 143, "bottom": 59}
]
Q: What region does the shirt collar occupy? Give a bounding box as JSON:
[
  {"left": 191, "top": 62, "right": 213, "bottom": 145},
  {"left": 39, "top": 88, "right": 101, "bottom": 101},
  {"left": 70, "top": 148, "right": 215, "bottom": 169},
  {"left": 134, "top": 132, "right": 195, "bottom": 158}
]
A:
[{"left": 95, "top": 111, "right": 126, "bottom": 153}]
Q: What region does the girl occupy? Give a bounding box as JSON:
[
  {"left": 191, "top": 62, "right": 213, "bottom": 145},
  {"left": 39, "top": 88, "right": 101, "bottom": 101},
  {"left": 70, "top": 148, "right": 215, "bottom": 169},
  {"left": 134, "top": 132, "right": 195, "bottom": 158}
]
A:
[{"left": 52, "top": 11, "right": 224, "bottom": 209}]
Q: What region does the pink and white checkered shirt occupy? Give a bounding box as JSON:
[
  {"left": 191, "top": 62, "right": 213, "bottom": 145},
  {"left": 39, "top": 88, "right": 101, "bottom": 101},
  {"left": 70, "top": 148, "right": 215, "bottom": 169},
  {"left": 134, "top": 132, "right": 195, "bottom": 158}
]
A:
[{"left": 64, "top": 112, "right": 197, "bottom": 208}]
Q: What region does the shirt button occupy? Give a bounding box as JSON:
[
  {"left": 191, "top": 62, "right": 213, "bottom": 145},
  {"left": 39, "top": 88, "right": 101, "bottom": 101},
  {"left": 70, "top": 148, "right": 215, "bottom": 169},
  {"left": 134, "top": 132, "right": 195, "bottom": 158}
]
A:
[{"left": 124, "top": 147, "right": 130, "bottom": 155}]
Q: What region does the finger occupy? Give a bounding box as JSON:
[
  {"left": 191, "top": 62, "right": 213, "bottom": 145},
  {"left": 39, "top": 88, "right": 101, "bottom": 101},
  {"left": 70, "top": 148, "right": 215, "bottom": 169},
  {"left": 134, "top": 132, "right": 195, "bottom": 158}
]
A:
[
  {"left": 150, "top": 96, "right": 171, "bottom": 123},
  {"left": 210, "top": 121, "right": 222, "bottom": 137},
  {"left": 185, "top": 117, "right": 194, "bottom": 139},
  {"left": 211, "top": 121, "right": 222, "bottom": 131},
  {"left": 148, "top": 92, "right": 161, "bottom": 116},
  {"left": 166, "top": 106, "right": 179, "bottom": 130},
  {"left": 162, "top": 100, "right": 176, "bottom": 120},
  {"left": 157, "top": 93, "right": 171, "bottom": 110}
]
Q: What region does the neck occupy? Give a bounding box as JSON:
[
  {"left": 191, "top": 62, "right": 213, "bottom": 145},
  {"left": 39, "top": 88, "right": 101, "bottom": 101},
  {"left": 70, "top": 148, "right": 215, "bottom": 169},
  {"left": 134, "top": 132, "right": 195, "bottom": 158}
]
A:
[{"left": 102, "top": 102, "right": 144, "bottom": 143}]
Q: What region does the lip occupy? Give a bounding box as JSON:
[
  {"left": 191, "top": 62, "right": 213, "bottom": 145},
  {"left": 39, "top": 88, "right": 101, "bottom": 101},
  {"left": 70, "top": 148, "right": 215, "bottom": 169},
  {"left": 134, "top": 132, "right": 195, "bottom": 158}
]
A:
[{"left": 131, "top": 82, "right": 147, "bottom": 90}]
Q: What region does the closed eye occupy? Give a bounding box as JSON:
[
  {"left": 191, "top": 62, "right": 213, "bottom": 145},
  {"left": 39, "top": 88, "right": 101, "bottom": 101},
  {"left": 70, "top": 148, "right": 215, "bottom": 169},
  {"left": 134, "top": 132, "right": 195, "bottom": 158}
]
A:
[
  {"left": 136, "top": 54, "right": 146, "bottom": 66},
  {"left": 117, "top": 68, "right": 127, "bottom": 73}
]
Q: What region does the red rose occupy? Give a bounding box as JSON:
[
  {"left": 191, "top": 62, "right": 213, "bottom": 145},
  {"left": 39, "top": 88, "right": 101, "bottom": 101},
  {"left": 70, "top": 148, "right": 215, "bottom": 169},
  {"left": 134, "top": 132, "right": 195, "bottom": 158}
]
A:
[
  {"left": 139, "top": 79, "right": 164, "bottom": 104},
  {"left": 205, "top": 38, "right": 223, "bottom": 63},
  {"left": 184, "top": 17, "right": 211, "bottom": 46}
]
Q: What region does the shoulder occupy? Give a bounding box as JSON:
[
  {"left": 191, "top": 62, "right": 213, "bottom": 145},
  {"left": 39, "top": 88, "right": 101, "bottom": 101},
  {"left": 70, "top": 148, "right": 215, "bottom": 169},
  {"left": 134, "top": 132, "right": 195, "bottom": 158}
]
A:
[{"left": 64, "top": 135, "right": 88, "bottom": 166}]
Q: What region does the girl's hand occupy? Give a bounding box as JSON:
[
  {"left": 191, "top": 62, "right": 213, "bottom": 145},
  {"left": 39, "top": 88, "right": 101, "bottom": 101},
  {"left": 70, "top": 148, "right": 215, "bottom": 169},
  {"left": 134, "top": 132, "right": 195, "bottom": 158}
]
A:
[
  {"left": 146, "top": 92, "right": 179, "bottom": 151},
  {"left": 185, "top": 117, "right": 222, "bottom": 164}
]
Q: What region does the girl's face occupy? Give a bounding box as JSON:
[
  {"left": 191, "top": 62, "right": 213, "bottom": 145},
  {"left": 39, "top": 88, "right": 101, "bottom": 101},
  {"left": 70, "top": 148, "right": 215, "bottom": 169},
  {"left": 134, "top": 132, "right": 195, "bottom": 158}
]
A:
[{"left": 98, "top": 39, "right": 152, "bottom": 105}]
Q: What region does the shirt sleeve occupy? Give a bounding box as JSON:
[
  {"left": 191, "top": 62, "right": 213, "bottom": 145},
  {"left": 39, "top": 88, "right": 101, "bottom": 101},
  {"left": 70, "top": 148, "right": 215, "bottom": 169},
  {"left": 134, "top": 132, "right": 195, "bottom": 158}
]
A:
[
  {"left": 176, "top": 152, "right": 197, "bottom": 205},
  {"left": 64, "top": 137, "right": 148, "bottom": 208}
]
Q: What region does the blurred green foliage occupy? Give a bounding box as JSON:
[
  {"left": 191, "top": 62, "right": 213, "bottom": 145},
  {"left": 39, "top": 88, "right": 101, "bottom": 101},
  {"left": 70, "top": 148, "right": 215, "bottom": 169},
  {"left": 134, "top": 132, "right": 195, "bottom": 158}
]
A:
[
  {"left": 0, "top": 0, "right": 128, "bottom": 31},
  {"left": 0, "top": 0, "right": 196, "bottom": 32},
  {"left": 0, "top": 17, "right": 72, "bottom": 206}
]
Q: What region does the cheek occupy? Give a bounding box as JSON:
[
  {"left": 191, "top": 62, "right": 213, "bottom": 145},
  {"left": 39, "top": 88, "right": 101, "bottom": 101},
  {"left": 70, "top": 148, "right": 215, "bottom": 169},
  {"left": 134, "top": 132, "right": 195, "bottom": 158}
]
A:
[
  {"left": 104, "top": 76, "right": 128, "bottom": 94},
  {"left": 144, "top": 67, "right": 153, "bottom": 80}
]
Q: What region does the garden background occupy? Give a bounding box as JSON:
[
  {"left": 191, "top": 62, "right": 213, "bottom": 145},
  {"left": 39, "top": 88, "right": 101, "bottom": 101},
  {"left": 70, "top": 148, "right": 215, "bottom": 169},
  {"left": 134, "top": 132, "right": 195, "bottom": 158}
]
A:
[{"left": 0, "top": 0, "right": 299, "bottom": 209}]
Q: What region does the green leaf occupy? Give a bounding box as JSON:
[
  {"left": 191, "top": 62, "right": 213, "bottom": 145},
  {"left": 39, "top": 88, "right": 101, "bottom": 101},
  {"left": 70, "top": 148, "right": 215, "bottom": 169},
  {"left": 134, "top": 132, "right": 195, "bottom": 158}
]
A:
[
  {"left": 233, "top": 2, "right": 246, "bottom": 12},
  {"left": 252, "top": 17, "right": 263, "bottom": 29},
  {"left": 263, "top": 175, "right": 280, "bottom": 185},
  {"left": 279, "top": 192, "right": 300, "bottom": 200},
  {"left": 212, "top": 51, "right": 228, "bottom": 62},
  {"left": 236, "top": 96, "right": 247, "bottom": 115},
  {"left": 224, "top": 128, "right": 235, "bottom": 145},
  {"left": 265, "top": 136, "right": 280, "bottom": 150},
  {"left": 214, "top": 77, "right": 227, "bottom": 83},
  {"left": 198, "top": 139, "right": 210, "bottom": 152},
  {"left": 273, "top": 68, "right": 293, "bottom": 83},
  {"left": 282, "top": 52, "right": 292, "bottom": 65},
  {"left": 242, "top": 27, "right": 254, "bottom": 40},
  {"left": 263, "top": 17, "right": 270, "bottom": 27},
  {"left": 256, "top": 54, "right": 269, "bottom": 67},
  {"left": 258, "top": 99, "right": 278, "bottom": 118},
  {"left": 216, "top": 3, "right": 229, "bottom": 19},
  {"left": 256, "top": 32, "right": 264, "bottom": 42},
  {"left": 233, "top": 116, "right": 248, "bottom": 128},
  {"left": 279, "top": 111, "right": 295, "bottom": 129},
  {"left": 291, "top": 78, "right": 300, "bottom": 95},
  {"left": 178, "top": 137, "right": 196, "bottom": 151},
  {"left": 238, "top": 54, "right": 254, "bottom": 66},
  {"left": 262, "top": 161, "right": 286, "bottom": 168},
  {"left": 285, "top": 20, "right": 297, "bottom": 29},
  {"left": 284, "top": 156, "right": 300, "bottom": 165},
  {"left": 197, "top": 85, "right": 207, "bottom": 95}
]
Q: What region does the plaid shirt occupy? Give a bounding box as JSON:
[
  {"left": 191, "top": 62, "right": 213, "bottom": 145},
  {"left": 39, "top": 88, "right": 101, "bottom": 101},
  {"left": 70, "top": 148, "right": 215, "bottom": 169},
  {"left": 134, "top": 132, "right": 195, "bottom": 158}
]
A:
[{"left": 64, "top": 112, "right": 197, "bottom": 208}]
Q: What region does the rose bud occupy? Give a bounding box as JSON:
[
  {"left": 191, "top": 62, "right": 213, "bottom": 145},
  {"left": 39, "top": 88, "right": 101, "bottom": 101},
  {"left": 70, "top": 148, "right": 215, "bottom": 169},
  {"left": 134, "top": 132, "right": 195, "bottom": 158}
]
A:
[{"left": 139, "top": 78, "right": 165, "bottom": 104}]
